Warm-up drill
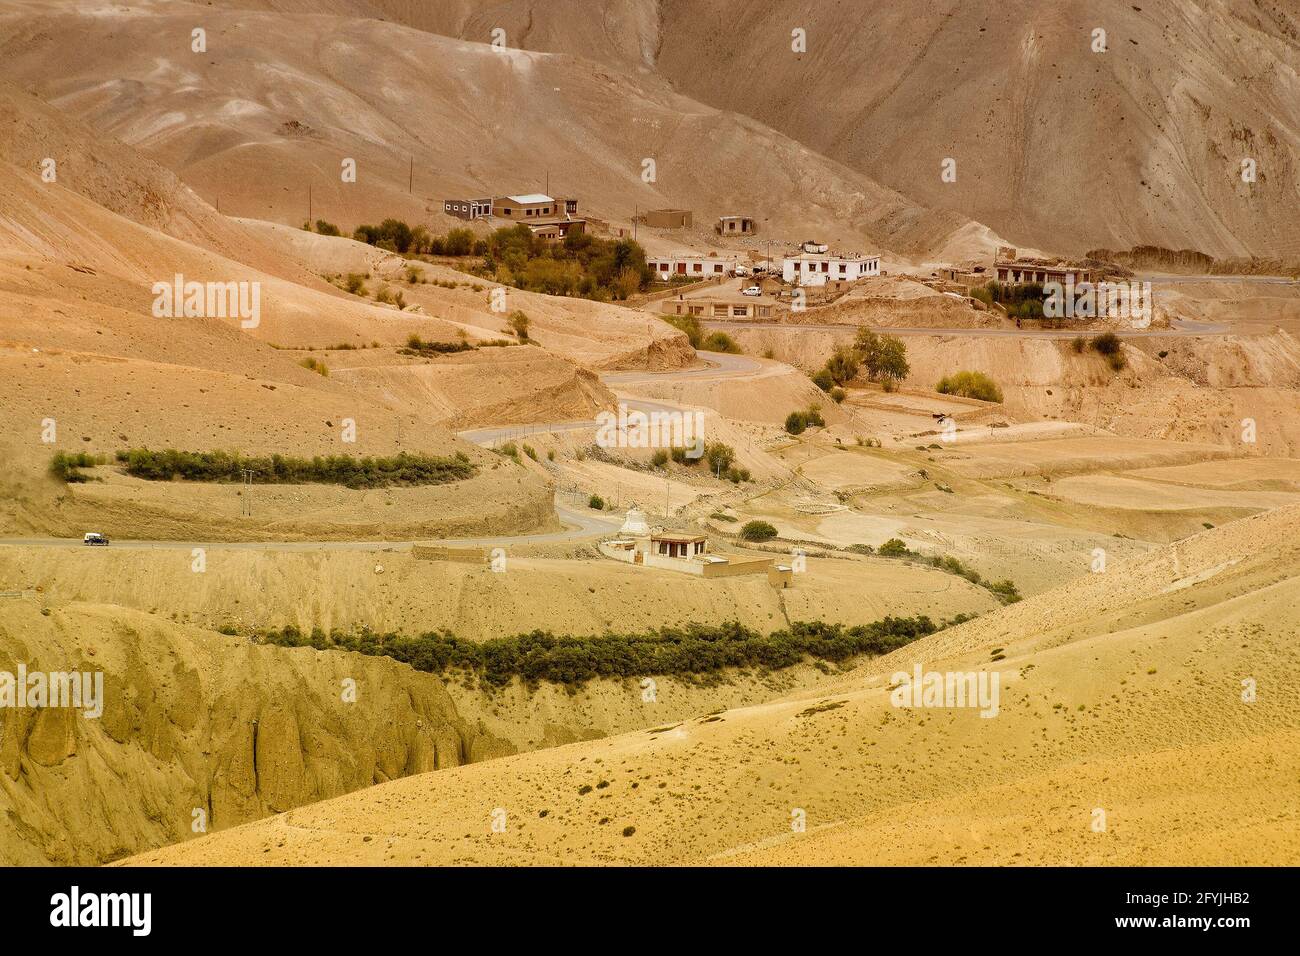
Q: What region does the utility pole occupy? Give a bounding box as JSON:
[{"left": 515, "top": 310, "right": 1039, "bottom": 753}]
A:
[
  {"left": 308, "top": 183, "right": 312, "bottom": 225},
  {"left": 409, "top": 156, "right": 414, "bottom": 194}
]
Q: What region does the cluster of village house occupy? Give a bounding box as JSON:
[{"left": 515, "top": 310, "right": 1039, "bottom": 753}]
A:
[
  {"left": 445, "top": 195, "right": 1090, "bottom": 318},
  {"left": 936, "top": 246, "right": 1100, "bottom": 292}
]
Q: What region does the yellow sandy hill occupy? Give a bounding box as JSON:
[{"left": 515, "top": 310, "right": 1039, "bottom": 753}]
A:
[{"left": 121, "top": 505, "right": 1300, "bottom": 865}]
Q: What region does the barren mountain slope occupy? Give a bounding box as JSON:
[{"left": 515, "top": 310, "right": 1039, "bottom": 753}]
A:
[
  {"left": 122, "top": 506, "right": 1300, "bottom": 865},
  {"left": 0, "top": 0, "right": 974, "bottom": 256},
  {"left": 399, "top": 0, "right": 1300, "bottom": 259}
]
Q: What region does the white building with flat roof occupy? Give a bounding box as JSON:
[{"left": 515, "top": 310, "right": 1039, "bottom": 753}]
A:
[
  {"left": 782, "top": 252, "right": 880, "bottom": 287},
  {"left": 647, "top": 252, "right": 744, "bottom": 280}
]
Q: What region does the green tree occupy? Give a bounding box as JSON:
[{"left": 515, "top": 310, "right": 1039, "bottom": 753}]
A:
[{"left": 824, "top": 346, "right": 859, "bottom": 385}]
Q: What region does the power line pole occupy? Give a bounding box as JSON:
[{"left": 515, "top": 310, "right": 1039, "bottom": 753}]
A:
[
  {"left": 308, "top": 183, "right": 312, "bottom": 224},
  {"left": 409, "top": 156, "right": 414, "bottom": 194}
]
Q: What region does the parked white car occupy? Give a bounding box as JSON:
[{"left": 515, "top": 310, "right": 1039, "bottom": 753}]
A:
[
  {"left": 741, "top": 286, "right": 762, "bottom": 296},
  {"left": 83, "top": 532, "right": 109, "bottom": 546}
]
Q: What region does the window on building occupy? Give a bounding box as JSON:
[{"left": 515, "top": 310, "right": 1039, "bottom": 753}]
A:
[
  {"left": 714, "top": 264, "right": 723, "bottom": 273},
  {"left": 694, "top": 263, "right": 703, "bottom": 272},
  {"left": 758, "top": 306, "right": 770, "bottom": 317},
  {"left": 689, "top": 306, "right": 704, "bottom": 316},
  {"left": 733, "top": 305, "right": 748, "bottom": 317},
  {"left": 713, "top": 304, "right": 728, "bottom": 317}
]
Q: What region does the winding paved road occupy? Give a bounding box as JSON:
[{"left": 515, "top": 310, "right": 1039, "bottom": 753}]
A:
[{"left": 0, "top": 501, "right": 622, "bottom": 553}]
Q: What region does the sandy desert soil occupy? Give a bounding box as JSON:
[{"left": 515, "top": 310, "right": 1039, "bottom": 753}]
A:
[{"left": 118, "top": 506, "right": 1300, "bottom": 865}]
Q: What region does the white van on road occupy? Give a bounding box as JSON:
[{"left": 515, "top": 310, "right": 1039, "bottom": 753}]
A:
[{"left": 83, "top": 532, "right": 109, "bottom": 546}]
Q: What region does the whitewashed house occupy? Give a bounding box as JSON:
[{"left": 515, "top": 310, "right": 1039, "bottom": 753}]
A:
[
  {"left": 782, "top": 251, "right": 880, "bottom": 287},
  {"left": 647, "top": 253, "right": 743, "bottom": 281}
]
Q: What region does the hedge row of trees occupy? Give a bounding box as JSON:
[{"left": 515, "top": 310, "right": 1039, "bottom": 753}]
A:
[
  {"left": 348, "top": 220, "right": 486, "bottom": 257},
  {"left": 254, "top": 616, "right": 940, "bottom": 687},
  {"left": 323, "top": 216, "right": 655, "bottom": 302},
  {"left": 97, "top": 449, "right": 475, "bottom": 488}
]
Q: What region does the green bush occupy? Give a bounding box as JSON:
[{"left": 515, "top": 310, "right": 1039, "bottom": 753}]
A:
[
  {"left": 49, "top": 451, "right": 99, "bottom": 483},
  {"left": 785, "top": 411, "right": 807, "bottom": 435},
  {"left": 664, "top": 314, "right": 702, "bottom": 348},
  {"left": 701, "top": 331, "right": 741, "bottom": 354},
  {"left": 739, "top": 520, "right": 777, "bottom": 542},
  {"left": 651, "top": 449, "right": 669, "bottom": 467},
  {"left": 588, "top": 494, "right": 605, "bottom": 510},
  {"left": 877, "top": 538, "right": 910, "bottom": 557},
  {"left": 812, "top": 369, "right": 834, "bottom": 392},
  {"left": 703, "top": 442, "right": 736, "bottom": 475},
  {"left": 830, "top": 387, "right": 846, "bottom": 404},
  {"left": 1091, "top": 332, "right": 1122, "bottom": 355},
  {"left": 935, "top": 370, "right": 1003, "bottom": 403},
  {"left": 507, "top": 310, "right": 531, "bottom": 340},
  {"left": 403, "top": 334, "right": 474, "bottom": 355},
  {"left": 824, "top": 346, "right": 859, "bottom": 385}
]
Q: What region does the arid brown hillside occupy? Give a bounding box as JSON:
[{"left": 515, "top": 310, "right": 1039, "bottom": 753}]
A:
[
  {"left": 0, "top": 600, "right": 506, "bottom": 866},
  {"left": 0, "top": 0, "right": 974, "bottom": 257},
  {"left": 395, "top": 0, "right": 1300, "bottom": 260}
]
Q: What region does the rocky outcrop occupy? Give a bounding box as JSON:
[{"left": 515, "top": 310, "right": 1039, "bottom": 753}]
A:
[{"left": 0, "top": 602, "right": 509, "bottom": 865}]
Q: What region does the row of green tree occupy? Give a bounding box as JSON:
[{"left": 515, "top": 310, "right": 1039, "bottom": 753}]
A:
[
  {"left": 336, "top": 219, "right": 487, "bottom": 257},
  {"left": 62, "top": 449, "right": 478, "bottom": 489},
  {"left": 254, "top": 616, "right": 941, "bottom": 687},
  {"left": 318, "top": 217, "right": 656, "bottom": 303},
  {"left": 478, "top": 226, "right": 651, "bottom": 300}
]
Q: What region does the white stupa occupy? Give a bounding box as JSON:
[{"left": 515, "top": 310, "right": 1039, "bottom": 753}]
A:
[{"left": 619, "top": 506, "right": 649, "bottom": 535}]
